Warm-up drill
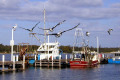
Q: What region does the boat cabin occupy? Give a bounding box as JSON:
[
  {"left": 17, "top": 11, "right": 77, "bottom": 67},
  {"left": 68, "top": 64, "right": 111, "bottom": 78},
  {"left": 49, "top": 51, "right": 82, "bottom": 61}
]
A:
[{"left": 37, "top": 42, "right": 60, "bottom": 60}]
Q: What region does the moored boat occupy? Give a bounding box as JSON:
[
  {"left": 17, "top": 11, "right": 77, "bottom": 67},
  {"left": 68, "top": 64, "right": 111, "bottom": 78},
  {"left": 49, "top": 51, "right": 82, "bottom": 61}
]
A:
[
  {"left": 108, "top": 51, "right": 120, "bottom": 64},
  {"left": 70, "top": 28, "right": 99, "bottom": 68},
  {"left": 70, "top": 50, "right": 99, "bottom": 68}
]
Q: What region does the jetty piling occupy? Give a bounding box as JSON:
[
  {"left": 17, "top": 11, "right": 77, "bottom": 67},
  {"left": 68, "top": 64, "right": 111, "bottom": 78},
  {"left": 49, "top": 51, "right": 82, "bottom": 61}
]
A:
[
  {"left": 23, "top": 55, "right": 25, "bottom": 70},
  {"left": 52, "top": 55, "right": 53, "bottom": 67},
  {"left": 66, "top": 54, "right": 68, "bottom": 63},
  {"left": 59, "top": 55, "right": 61, "bottom": 67},
  {"left": 35, "top": 55, "right": 36, "bottom": 61},
  {"left": 2, "top": 55, "right": 5, "bottom": 70},
  {"left": 13, "top": 55, "right": 15, "bottom": 70},
  {"left": 0, "top": 55, "right": 25, "bottom": 72},
  {"left": 16, "top": 55, "right": 18, "bottom": 61}
]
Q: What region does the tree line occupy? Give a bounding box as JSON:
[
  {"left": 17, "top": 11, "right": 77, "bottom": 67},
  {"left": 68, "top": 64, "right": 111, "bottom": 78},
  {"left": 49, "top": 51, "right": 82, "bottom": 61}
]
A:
[{"left": 0, "top": 44, "right": 119, "bottom": 53}]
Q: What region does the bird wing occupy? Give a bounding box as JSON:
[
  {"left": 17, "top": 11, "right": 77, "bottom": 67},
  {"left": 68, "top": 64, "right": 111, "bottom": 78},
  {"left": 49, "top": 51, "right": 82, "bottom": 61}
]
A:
[
  {"left": 20, "top": 27, "right": 30, "bottom": 31},
  {"left": 38, "top": 27, "right": 50, "bottom": 31},
  {"left": 61, "top": 23, "right": 80, "bottom": 34},
  {"left": 32, "top": 21, "right": 40, "bottom": 30},
  {"left": 37, "top": 33, "right": 45, "bottom": 35},
  {"left": 108, "top": 31, "right": 110, "bottom": 35},
  {"left": 86, "top": 32, "right": 89, "bottom": 36},
  {"left": 48, "top": 33, "right": 58, "bottom": 35},
  {"left": 52, "top": 20, "right": 66, "bottom": 30},
  {"left": 38, "top": 27, "right": 44, "bottom": 30}
]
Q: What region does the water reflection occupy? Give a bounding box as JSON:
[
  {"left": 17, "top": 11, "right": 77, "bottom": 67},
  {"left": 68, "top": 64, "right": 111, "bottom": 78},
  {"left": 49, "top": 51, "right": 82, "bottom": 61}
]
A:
[{"left": 0, "top": 64, "right": 120, "bottom": 80}]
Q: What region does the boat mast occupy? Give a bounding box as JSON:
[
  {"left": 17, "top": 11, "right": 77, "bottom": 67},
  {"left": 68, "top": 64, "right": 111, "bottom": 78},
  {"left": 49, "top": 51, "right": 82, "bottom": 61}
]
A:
[
  {"left": 97, "top": 36, "right": 99, "bottom": 54},
  {"left": 44, "top": 8, "right": 46, "bottom": 43},
  {"left": 43, "top": 7, "right": 50, "bottom": 60}
]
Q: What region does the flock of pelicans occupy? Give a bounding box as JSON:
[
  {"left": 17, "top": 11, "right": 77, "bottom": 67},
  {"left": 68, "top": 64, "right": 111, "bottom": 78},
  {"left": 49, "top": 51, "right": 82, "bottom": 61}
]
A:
[{"left": 13, "top": 20, "right": 113, "bottom": 38}]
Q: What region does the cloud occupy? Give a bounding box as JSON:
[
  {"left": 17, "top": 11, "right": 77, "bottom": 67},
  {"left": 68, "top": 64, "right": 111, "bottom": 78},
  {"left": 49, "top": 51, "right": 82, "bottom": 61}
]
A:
[
  {"left": 0, "top": 0, "right": 120, "bottom": 22},
  {"left": 111, "top": 3, "right": 120, "bottom": 8}
]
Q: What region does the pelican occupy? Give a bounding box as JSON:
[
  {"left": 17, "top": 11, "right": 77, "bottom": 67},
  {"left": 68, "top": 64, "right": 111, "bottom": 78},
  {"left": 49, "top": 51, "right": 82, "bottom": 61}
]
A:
[
  {"left": 86, "top": 31, "right": 90, "bottom": 37},
  {"left": 48, "top": 23, "right": 80, "bottom": 37},
  {"left": 20, "top": 21, "right": 40, "bottom": 32},
  {"left": 39, "top": 20, "right": 66, "bottom": 32},
  {"left": 108, "top": 29, "right": 113, "bottom": 35}
]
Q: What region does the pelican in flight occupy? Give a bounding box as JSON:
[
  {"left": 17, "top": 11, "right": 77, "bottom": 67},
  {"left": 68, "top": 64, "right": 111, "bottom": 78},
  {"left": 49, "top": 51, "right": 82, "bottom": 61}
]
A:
[
  {"left": 48, "top": 23, "right": 80, "bottom": 37},
  {"left": 86, "top": 31, "right": 90, "bottom": 37},
  {"left": 39, "top": 20, "right": 66, "bottom": 32},
  {"left": 107, "top": 29, "right": 113, "bottom": 35},
  {"left": 20, "top": 21, "right": 40, "bottom": 32}
]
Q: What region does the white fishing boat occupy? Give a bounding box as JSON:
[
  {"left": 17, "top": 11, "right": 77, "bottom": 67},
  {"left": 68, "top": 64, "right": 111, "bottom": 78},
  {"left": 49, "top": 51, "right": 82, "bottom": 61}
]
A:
[{"left": 37, "top": 42, "right": 60, "bottom": 60}]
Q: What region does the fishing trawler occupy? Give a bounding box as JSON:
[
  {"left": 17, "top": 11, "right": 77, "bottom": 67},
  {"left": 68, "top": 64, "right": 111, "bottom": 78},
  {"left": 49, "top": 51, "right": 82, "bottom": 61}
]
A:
[
  {"left": 70, "top": 28, "right": 99, "bottom": 68},
  {"left": 36, "top": 9, "right": 80, "bottom": 60}
]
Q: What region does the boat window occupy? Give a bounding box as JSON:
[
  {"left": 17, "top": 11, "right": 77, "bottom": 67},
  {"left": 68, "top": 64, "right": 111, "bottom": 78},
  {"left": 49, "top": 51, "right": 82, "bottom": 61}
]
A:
[{"left": 115, "top": 53, "right": 120, "bottom": 56}]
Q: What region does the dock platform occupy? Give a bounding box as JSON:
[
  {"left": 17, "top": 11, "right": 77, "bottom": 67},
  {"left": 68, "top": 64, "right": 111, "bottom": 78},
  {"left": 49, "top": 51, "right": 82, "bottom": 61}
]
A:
[{"left": 35, "top": 59, "right": 71, "bottom": 67}]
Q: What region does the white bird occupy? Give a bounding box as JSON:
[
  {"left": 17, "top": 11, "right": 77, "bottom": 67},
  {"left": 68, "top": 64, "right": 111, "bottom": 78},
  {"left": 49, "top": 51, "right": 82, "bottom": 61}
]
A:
[
  {"left": 86, "top": 31, "right": 90, "bottom": 37},
  {"left": 107, "top": 29, "right": 113, "bottom": 35},
  {"left": 13, "top": 24, "right": 17, "bottom": 31}
]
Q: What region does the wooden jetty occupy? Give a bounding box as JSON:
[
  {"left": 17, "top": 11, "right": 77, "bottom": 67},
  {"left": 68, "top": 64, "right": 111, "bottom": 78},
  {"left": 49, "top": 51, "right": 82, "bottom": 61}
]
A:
[
  {"left": 34, "top": 54, "right": 71, "bottom": 67},
  {"left": 35, "top": 59, "right": 71, "bottom": 67},
  {"left": 0, "top": 55, "right": 25, "bottom": 72}
]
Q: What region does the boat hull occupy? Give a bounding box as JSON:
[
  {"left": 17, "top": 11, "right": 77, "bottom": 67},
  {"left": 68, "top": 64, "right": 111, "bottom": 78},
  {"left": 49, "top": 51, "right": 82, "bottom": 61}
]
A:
[
  {"left": 70, "top": 60, "right": 98, "bottom": 68},
  {"left": 108, "top": 59, "right": 120, "bottom": 64}
]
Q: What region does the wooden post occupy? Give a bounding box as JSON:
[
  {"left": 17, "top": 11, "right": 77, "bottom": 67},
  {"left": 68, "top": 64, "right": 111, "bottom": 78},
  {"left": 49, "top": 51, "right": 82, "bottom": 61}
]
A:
[
  {"left": 2, "top": 55, "right": 5, "bottom": 70},
  {"left": 13, "top": 55, "right": 15, "bottom": 70},
  {"left": 16, "top": 55, "right": 18, "bottom": 61},
  {"left": 59, "top": 55, "right": 61, "bottom": 67},
  {"left": 23, "top": 55, "right": 25, "bottom": 69},
  {"left": 35, "top": 55, "right": 36, "bottom": 61},
  {"left": 40, "top": 55, "right": 41, "bottom": 67},
  {"left": 66, "top": 54, "right": 68, "bottom": 63},
  {"left": 35, "top": 55, "right": 36, "bottom": 67},
  {"left": 52, "top": 55, "right": 53, "bottom": 67}
]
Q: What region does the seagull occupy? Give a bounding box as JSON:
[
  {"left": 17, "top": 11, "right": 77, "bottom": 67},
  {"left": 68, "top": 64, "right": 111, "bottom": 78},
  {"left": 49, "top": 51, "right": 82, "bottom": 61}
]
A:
[
  {"left": 86, "top": 31, "right": 90, "bottom": 37},
  {"left": 13, "top": 24, "right": 17, "bottom": 31},
  {"left": 48, "top": 23, "right": 80, "bottom": 37},
  {"left": 107, "top": 29, "right": 113, "bottom": 35},
  {"left": 20, "top": 21, "right": 40, "bottom": 32},
  {"left": 38, "top": 20, "right": 66, "bottom": 32}
]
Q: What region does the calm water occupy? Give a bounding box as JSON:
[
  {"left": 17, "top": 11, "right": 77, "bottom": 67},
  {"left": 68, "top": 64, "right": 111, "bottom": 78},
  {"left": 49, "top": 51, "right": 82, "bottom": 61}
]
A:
[
  {"left": 0, "top": 54, "right": 120, "bottom": 80},
  {"left": 0, "top": 64, "right": 120, "bottom": 80}
]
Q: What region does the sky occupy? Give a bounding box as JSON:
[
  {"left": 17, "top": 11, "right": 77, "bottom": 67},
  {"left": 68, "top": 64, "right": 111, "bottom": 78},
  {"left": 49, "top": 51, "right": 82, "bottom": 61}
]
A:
[{"left": 0, "top": 0, "right": 120, "bottom": 47}]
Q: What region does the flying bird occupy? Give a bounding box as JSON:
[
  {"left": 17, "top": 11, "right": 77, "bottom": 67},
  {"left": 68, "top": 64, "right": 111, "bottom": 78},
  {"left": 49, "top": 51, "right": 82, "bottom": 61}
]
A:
[
  {"left": 38, "top": 20, "right": 66, "bottom": 32},
  {"left": 107, "top": 29, "right": 113, "bottom": 35},
  {"left": 48, "top": 23, "right": 80, "bottom": 37},
  {"left": 20, "top": 21, "right": 40, "bottom": 32},
  {"left": 86, "top": 31, "right": 90, "bottom": 37}
]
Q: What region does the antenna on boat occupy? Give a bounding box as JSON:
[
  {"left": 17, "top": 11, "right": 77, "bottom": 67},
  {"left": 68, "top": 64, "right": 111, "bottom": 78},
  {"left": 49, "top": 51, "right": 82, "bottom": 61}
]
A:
[{"left": 73, "top": 28, "right": 85, "bottom": 54}]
